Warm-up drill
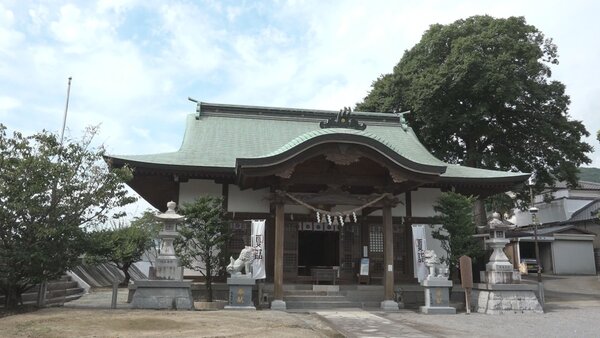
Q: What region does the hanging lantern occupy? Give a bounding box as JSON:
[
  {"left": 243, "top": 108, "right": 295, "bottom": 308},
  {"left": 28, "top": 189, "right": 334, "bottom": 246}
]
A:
[
  {"left": 316, "top": 212, "right": 321, "bottom": 223},
  {"left": 344, "top": 214, "right": 351, "bottom": 223},
  {"left": 332, "top": 215, "right": 338, "bottom": 225},
  {"left": 352, "top": 212, "right": 357, "bottom": 223}
]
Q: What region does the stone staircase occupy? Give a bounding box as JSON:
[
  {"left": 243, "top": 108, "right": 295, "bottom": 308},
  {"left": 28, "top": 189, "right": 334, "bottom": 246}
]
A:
[
  {"left": 0, "top": 275, "right": 85, "bottom": 307},
  {"left": 282, "top": 285, "right": 385, "bottom": 309}
]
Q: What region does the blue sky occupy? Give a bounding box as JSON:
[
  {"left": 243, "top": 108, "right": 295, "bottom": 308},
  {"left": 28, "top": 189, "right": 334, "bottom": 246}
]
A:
[{"left": 1, "top": 0, "right": 599, "bottom": 213}]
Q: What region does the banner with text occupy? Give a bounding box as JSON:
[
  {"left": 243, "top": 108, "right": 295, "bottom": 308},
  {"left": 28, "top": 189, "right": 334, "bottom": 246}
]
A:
[
  {"left": 411, "top": 224, "right": 428, "bottom": 283},
  {"left": 251, "top": 220, "right": 266, "bottom": 279}
]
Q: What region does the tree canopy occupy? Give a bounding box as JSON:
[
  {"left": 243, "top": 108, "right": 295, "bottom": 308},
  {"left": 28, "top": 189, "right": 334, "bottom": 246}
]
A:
[
  {"left": 0, "top": 125, "right": 135, "bottom": 308},
  {"left": 86, "top": 211, "right": 160, "bottom": 286},
  {"left": 432, "top": 192, "right": 483, "bottom": 275},
  {"left": 175, "top": 196, "right": 230, "bottom": 302},
  {"left": 357, "top": 15, "right": 591, "bottom": 192}
]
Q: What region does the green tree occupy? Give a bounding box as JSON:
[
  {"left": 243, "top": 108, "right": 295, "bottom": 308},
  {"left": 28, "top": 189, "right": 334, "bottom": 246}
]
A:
[
  {"left": 431, "top": 192, "right": 483, "bottom": 276},
  {"left": 0, "top": 125, "right": 135, "bottom": 308},
  {"left": 358, "top": 15, "right": 592, "bottom": 218},
  {"left": 86, "top": 211, "right": 160, "bottom": 286},
  {"left": 175, "top": 196, "right": 230, "bottom": 302}
]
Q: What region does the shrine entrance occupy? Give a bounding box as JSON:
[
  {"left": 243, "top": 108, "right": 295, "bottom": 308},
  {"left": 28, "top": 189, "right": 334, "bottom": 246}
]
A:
[{"left": 297, "top": 230, "right": 339, "bottom": 277}]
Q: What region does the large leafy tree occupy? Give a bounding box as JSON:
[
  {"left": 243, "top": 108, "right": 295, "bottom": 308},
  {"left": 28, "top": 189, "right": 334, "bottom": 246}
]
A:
[
  {"left": 175, "top": 196, "right": 230, "bottom": 302},
  {"left": 358, "top": 15, "right": 592, "bottom": 214},
  {"left": 0, "top": 125, "right": 135, "bottom": 308},
  {"left": 86, "top": 212, "right": 160, "bottom": 286}
]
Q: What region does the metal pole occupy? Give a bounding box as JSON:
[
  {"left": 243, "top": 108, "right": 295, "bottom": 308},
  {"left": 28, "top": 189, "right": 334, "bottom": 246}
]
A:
[
  {"left": 530, "top": 184, "right": 544, "bottom": 307},
  {"left": 60, "top": 77, "right": 72, "bottom": 145}
]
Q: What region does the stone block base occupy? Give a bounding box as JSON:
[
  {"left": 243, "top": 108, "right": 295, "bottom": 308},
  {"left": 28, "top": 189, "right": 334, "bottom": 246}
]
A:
[
  {"left": 225, "top": 305, "right": 256, "bottom": 310},
  {"left": 227, "top": 277, "right": 255, "bottom": 309},
  {"left": 131, "top": 280, "right": 194, "bottom": 310},
  {"left": 380, "top": 300, "right": 400, "bottom": 311},
  {"left": 420, "top": 306, "right": 456, "bottom": 314},
  {"left": 271, "top": 299, "right": 287, "bottom": 310},
  {"left": 472, "top": 284, "right": 543, "bottom": 314}
]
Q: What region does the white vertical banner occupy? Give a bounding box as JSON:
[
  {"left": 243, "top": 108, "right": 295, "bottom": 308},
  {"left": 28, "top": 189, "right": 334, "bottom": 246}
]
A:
[
  {"left": 251, "top": 220, "right": 266, "bottom": 279},
  {"left": 412, "top": 224, "right": 428, "bottom": 283}
]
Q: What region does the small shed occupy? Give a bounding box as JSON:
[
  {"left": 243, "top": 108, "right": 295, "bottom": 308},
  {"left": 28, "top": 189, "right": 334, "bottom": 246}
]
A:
[{"left": 510, "top": 225, "right": 596, "bottom": 275}]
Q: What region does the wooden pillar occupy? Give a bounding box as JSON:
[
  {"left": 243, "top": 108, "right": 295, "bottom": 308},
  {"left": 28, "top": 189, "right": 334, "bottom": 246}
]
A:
[
  {"left": 383, "top": 203, "right": 394, "bottom": 300},
  {"left": 405, "top": 191, "right": 414, "bottom": 281},
  {"left": 272, "top": 201, "right": 286, "bottom": 309}
]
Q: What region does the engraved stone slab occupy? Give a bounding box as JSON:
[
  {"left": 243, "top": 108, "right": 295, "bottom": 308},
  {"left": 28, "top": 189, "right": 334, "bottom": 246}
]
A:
[
  {"left": 225, "top": 277, "right": 256, "bottom": 310},
  {"left": 131, "top": 280, "right": 194, "bottom": 310}
]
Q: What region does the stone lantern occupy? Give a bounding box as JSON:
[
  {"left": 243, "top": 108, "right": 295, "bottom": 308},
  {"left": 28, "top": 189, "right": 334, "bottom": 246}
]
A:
[
  {"left": 481, "top": 212, "right": 516, "bottom": 284},
  {"left": 154, "top": 201, "right": 185, "bottom": 280},
  {"left": 130, "top": 201, "right": 194, "bottom": 310},
  {"left": 470, "top": 212, "right": 543, "bottom": 314}
]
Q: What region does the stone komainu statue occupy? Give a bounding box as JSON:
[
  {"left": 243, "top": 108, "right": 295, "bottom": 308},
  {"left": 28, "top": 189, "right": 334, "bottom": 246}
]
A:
[
  {"left": 226, "top": 246, "right": 254, "bottom": 276},
  {"left": 423, "top": 249, "right": 449, "bottom": 279}
]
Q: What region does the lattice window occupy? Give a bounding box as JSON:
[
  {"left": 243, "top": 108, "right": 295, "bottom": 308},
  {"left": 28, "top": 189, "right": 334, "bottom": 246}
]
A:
[
  {"left": 283, "top": 253, "right": 297, "bottom": 272},
  {"left": 228, "top": 221, "right": 250, "bottom": 253},
  {"left": 369, "top": 225, "right": 383, "bottom": 253},
  {"left": 372, "top": 260, "right": 384, "bottom": 274},
  {"left": 284, "top": 222, "right": 298, "bottom": 250}
]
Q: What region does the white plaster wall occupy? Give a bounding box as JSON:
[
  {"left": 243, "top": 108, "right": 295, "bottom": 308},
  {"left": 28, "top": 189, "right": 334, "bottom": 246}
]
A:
[
  {"left": 227, "top": 186, "right": 270, "bottom": 213},
  {"left": 564, "top": 199, "right": 593, "bottom": 219},
  {"left": 411, "top": 188, "right": 442, "bottom": 217},
  {"left": 178, "top": 179, "right": 222, "bottom": 205},
  {"left": 551, "top": 189, "right": 569, "bottom": 200}
]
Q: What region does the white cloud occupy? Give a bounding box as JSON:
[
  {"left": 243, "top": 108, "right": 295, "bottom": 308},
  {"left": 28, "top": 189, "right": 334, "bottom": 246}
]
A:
[
  {"left": 0, "top": 96, "right": 20, "bottom": 118},
  {"left": 49, "top": 4, "right": 114, "bottom": 54},
  {"left": 157, "top": 3, "right": 225, "bottom": 74},
  {"left": 0, "top": 0, "right": 598, "bottom": 170},
  {"left": 0, "top": 4, "right": 23, "bottom": 54}
]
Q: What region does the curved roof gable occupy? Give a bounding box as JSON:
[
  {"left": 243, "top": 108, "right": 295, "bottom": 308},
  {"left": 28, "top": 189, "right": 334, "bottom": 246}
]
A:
[
  {"left": 236, "top": 128, "right": 447, "bottom": 176},
  {"left": 107, "top": 102, "right": 529, "bottom": 183}
]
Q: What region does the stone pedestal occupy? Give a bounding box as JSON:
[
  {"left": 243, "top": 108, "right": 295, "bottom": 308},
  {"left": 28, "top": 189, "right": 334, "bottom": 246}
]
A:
[
  {"left": 271, "top": 299, "right": 287, "bottom": 311},
  {"left": 419, "top": 278, "right": 456, "bottom": 314},
  {"left": 471, "top": 283, "right": 543, "bottom": 314},
  {"left": 131, "top": 201, "right": 193, "bottom": 310},
  {"left": 380, "top": 300, "right": 400, "bottom": 311},
  {"left": 225, "top": 277, "right": 256, "bottom": 310},
  {"left": 131, "top": 280, "right": 194, "bottom": 310}
]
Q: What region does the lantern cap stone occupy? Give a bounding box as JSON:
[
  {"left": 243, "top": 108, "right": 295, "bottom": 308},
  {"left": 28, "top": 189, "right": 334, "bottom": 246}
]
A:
[{"left": 155, "top": 201, "right": 185, "bottom": 221}]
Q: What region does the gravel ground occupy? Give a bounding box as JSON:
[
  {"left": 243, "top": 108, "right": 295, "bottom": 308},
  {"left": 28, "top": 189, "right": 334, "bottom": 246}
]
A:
[
  {"left": 1, "top": 275, "right": 598, "bottom": 337},
  {"left": 322, "top": 275, "right": 600, "bottom": 338}
]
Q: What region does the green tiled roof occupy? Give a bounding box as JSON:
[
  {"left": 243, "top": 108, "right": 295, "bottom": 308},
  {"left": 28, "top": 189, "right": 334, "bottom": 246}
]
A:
[{"left": 108, "top": 102, "right": 528, "bottom": 180}]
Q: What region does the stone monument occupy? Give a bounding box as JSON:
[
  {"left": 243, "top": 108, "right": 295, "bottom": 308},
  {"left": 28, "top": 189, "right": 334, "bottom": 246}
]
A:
[
  {"left": 224, "top": 246, "right": 256, "bottom": 310},
  {"left": 419, "top": 250, "right": 456, "bottom": 314},
  {"left": 471, "top": 212, "right": 543, "bottom": 314},
  {"left": 130, "top": 201, "right": 194, "bottom": 310}
]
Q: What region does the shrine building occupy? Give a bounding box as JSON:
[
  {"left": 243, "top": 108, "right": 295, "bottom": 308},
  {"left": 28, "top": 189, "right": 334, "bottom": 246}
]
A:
[{"left": 106, "top": 102, "right": 529, "bottom": 309}]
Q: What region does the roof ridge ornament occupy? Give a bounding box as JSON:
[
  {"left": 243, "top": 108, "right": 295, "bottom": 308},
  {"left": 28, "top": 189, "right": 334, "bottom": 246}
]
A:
[
  {"left": 320, "top": 107, "right": 366, "bottom": 130},
  {"left": 394, "top": 110, "right": 411, "bottom": 131}
]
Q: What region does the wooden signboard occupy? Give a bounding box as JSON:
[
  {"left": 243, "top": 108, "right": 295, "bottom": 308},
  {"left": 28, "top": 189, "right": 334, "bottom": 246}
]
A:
[{"left": 459, "top": 255, "right": 473, "bottom": 314}]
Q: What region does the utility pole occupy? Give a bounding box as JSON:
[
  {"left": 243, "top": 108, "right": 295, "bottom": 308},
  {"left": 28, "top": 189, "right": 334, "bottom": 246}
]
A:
[
  {"left": 528, "top": 175, "right": 544, "bottom": 307},
  {"left": 60, "top": 77, "right": 72, "bottom": 145}
]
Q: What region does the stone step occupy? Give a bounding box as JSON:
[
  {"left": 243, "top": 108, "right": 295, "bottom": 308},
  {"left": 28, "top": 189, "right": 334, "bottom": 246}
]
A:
[
  {"left": 284, "top": 295, "right": 347, "bottom": 301},
  {"left": 284, "top": 290, "right": 342, "bottom": 296},
  {"left": 285, "top": 300, "right": 361, "bottom": 309}
]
